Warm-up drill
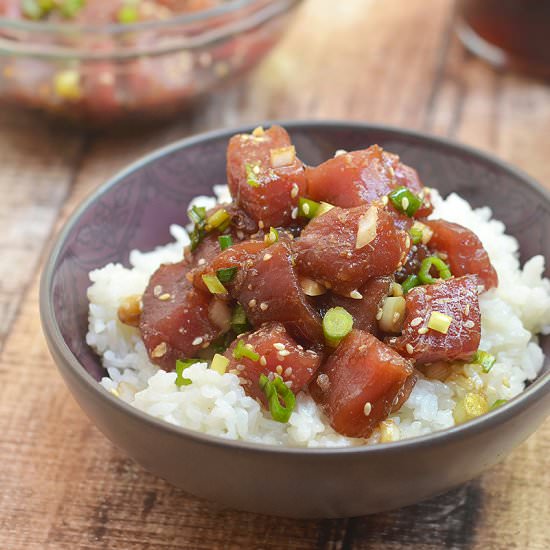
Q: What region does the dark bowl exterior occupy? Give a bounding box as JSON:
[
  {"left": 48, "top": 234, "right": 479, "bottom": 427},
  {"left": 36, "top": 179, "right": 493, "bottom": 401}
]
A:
[{"left": 40, "top": 122, "right": 550, "bottom": 518}]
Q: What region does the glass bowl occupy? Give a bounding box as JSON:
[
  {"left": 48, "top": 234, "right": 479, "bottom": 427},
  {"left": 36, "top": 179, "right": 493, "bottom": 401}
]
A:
[{"left": 0, "top": 0, "right": 301, "bottom": 126}]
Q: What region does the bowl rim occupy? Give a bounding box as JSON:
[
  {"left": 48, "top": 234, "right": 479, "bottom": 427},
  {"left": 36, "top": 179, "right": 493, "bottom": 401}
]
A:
[{"left": 40, "top": 119, "right": 550, "bottom": 456}]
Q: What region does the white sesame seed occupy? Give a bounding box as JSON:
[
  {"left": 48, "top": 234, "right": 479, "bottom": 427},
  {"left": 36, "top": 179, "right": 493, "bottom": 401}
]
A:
[
  {"left": 258, "top": 220, "right": 264, "bottom": 229},
  {"left": 418, "top": 327, "right": 429, "bottom": 335},
  {"left": 284, "top": 367, "right": 293, "bottom": 377},
  {"left": 275, "top": 365, "right": 283, "bottom": 375},
  {"left": 410, "top": 317, "right": 423, "bottom": 327},
  {"left": 192, "top": 337, "right": 203, "bottom": 346},
  {"left": 263, "top": 253, "right": 272, "bottom": 261},
  {"left": 285, "top": 381, "right": 293, "bottom": 388},
  {"left": 376, "top": 308, "right": 383, "bottom": 320},
  {"left": 197, "top": 258, "right": 206, "bottom": 266},
  {"left": 405, "top": 235, "right": 411, "bottom": 249},
  {"left": 316, "top": 373, "right": 330, "bottom": 391},
  {"left": 291, "top": 207, "right": 298, "bottom": 220},
  {"left": 363, "top": 402, "right": 372, "bottom": 416},
  {"left": 158, "top": 293, "right": 171, "bottom": 301},
  {"left": 259, "top": 356, "right": 267, "bottom": 366},
  {"left": 291, "top": 184, "right": 299, "bottom": 198},
  {"left": 406, "top": 343, "right": 414, "bottom": 354},
  {"left": 389, "top": 337, "right": 397, "bottom": 344},
  {"left": 236, "top": 364, "right": 245, "bottom": 371},
  {"left": 273, "top": 343, "right": 285, "bottom": 351},
  {"left": 464, "top": 320, "right": 475, "bottom": 329},
  {"left": 349, "top": 290, "right": 363, "bottom": 300},
  {"left": 302, "top": 203, "right": 310, "bottom": 215},
  {"left": 253, "top": 165, "right": 261, "bottom": 175},
  {"left": 402, "top": 197, "right": 409, "bottom": 210},
  {"left": 278, "top": 350, "right": 290, "bottom": 357},
  {"left": 334, "top": 149, "right": 347, "bottom": 157},
  {"left": 153, "top": 285, "right": 163, "bottom": 297},
  {"left": 245, "top": 343, "right": 254, "bottom": 350},
  {"left": 248, "top": 299, "right": 257, "bottom": 308},
  {"left": 151, "top": 342, "right": 167, "bottom": 358},
  {"left": 260, "top": 302, "right": 268, "bottom": 311}
]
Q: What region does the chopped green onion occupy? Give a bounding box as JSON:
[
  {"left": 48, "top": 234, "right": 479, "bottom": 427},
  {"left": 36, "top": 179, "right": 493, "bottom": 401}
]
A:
[
  {"left": 245, "top": 163, "right": 260, "bottom": 187},
  {"left": 418, "top": 256, "right": 452, "bottom": 285},
  {"left": 231, "top": 303, "right": 250, "bottom": 334},
  {"left": 490, "top": 399, "right": 507, "bottom": 410},
  {"left": 58, "top": 0, "right": 84, "bottom": 18},
  {"left": 188, "top": 206, "right": 207, "bottom": 251},
  {"left": 202, "top": 274, "right": 227, "bottom": 295},
  {"left": 210, "top": 353, "right": 229, "bottom": 375},
  {"left": 259, "top": 374, "right": 296, "bottom": 423},
  {"left": 216, "top": 267, "right": 237, "bottom": 283},
  {"left": 206, "top": 208, "right": 231, "bottom": 231},
  {"left": 473, "top": 350, "right": 496, "bottom": 373},
  {"left": 409, "top": 227, "right": 423, "bottom": 245},
  {"left": 218, "top": 235, "right": 233, "bottom": 251},
  {"left": 298, "top": 197, "right": 320, "bottom": 219},
  {"left": 233, "top": 339, "right": 260, "bottom": 362},
  {"left": 209, "top": 332, "right": 234, "bottom": 354},
  {"left": 117, "top": 5, "right": 139, "bottom": 24},
  {"left": 264, "top": 227, "right": 279, "bottom": 245},
  {"left": 54, "top": 70, "right": 82, "bottom": 101},
  {"left": 316, "top": 201, "right": 335, "bottom": 218},
  {"left": 188, "top": 205, "right": 206, "bottom": 225},
  {"left": 427, "top": 311, "right": 452, "bottom": 334},
  {"left": 402, "top": 274, "right": 420, "bottom": 294},
  {"left": 323, "top": 307, "right": 353, "bottom": 347},
  {"left": 175, "top": 359, "right": 199, "bottom": 387},
  {"left": 21, "top": 0, "right": 44, "bottom": 19},
  {"left": 388, "top": 186, "right": 422, "bottom": 217}
]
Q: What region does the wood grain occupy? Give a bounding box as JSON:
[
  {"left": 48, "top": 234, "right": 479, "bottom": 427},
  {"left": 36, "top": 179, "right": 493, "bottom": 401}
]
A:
[{"left": 0, "top": 1, "right": 549, "bottom": 548}]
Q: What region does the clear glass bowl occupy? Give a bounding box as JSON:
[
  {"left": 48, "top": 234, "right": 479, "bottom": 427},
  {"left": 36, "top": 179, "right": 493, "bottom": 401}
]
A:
[{"left": 0, "top": 0, "right": 300, "bottom": 126}]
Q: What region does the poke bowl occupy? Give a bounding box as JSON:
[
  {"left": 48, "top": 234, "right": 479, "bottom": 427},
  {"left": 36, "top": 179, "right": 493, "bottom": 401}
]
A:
[
  {"left": 40, "top": 121, "right": 550, "bottom": 518},
  {"left": 0, "top": 1, "right": 300, "bottom": 126}
]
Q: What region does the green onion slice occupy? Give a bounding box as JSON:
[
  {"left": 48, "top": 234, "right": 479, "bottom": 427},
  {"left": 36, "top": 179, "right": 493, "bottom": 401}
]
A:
[
  {"left": 59, "top": 0, "right": 85, "bottom": 18},
  {"left": 175, "top": 358, "right": 200, "bottom": 387},
  {"left": 245, "top": 163, "right": 261, "bottom": 187},
  {"left": 188, "top": 205, "right": 207, "bottom": 251},
  {"left": 202, "top": 274, "right": 227, "bottom": 295},
  {"left": 233, "top": 339, "right": 260, "bottom": 362},
  {"left": 189, "top": 205, "right": 206, "bottom": 225},
  {"left": 259, "top": 374, "right": 296, "bottom": 423},
  {"left": 206, "top": 208, "right": 231, "bottom": 231},
  {"left": 388, "top": 186, "right": 422, "bottom": 217},
  {"left": 490, "top": 399, "right": 507, "bottom": 410},
  {"left": 473, "top": 350, "right": 496, "bottom": 373},
  {"left": 216, "top": 267, "right": 237, "bottom": 283},
  {"left": 218, "top": 235, "right": 233, "bottom": 251},
  {"left": 210, "top": 353, "right": 229, "bottom": 375},
  {"left": 231, "top": 303, "right": 250, "bottom": 335},
  {"left": 117, "top": 5, "right": 138, "bottom": 24},
  {"left": 298, "top": 197, "right": 320, "bottom": 219},
  {"left": 418, "top": 256, "right": 452, "bottom": 285},
  {"left": 409, "top": 227, "right": 423, "bottom": 245},
  {"left": 323, "top": 306, "right": 353, "bottom": 347},
  {"left": 264, "top": 227, "right": 279, "bottom": 245},
  {"left": 402, "top": 274, "right": 420, "bottom": 294}
]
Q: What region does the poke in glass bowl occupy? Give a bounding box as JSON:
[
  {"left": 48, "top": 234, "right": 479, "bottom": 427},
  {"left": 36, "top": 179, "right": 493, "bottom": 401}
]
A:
[{"left": 0, "top": 0, "right": 300, "bottom": 126}]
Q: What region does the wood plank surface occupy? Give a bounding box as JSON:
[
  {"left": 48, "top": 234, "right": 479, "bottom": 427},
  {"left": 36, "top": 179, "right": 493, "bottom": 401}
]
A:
[{"left": 1, "top": 1, "right": 549, "bottom": 548}]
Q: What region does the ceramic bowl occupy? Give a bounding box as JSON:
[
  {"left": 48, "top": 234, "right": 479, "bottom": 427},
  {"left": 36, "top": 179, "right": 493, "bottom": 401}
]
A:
[{"left": 40, "top": 121, "right": 550, "bottom": 518}]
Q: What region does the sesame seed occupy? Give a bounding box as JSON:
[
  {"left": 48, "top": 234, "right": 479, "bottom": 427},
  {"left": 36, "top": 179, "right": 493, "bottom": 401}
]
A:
[
  {"left": 192, "top": 337, "right": 203, "bottom": 346},
  {"left": 267, "top": 372, "right": 275, "bottom": 381},
  {"left": 464, "top": 320, "right": 475, "bottom": 329},
  {"left": 248, "top": 299, "right": 257, "bottom": 308},
  {"left": 253, "top": 165, "right": 261, "bottom": 175},
  {"left": 263, "top": 253, "right": 272, "bottom": 261},
  {"left": 291, "top": 207, "right": 298, "bottom": 220},
  {"left": 363, "top": 402, "right": 372, "bottom": 416},
  {"left": 273, "top": 343, "right": 285, "bottom": 351},
  {"left": 297, "top": 345, "right": 304, "bottom": 351},
  {"left": 376, "top": 308, "right": 383, "bottom": 320},
  {"left": 291, "top": 184, "right": 299, "bottom": 198},
  {"left": 237, "top": 231, "right": 245, "bottom": 240},
  {"left": 302, "top": 203, "right": 310, "bottom": 215},
  {"left": 279, "top": 350, "right": 291, "bottom": 357},
  {"left": 349, "top": 290, "right": 363, "bottom": 300},
  {"left": 236, "top": 364, "right": 245, "bottom": 371},
  {"left": 260, "top": 302, "right": 268, "bottom": 311},
  {"left": 285, "top": 381, "right": 293, "bottom": 388},
  {"left": 316, "top": 373, "right": 330, "bottom": 391},
  {"left": 410, "top": 317, "right": 423, "bottom": 327},
  {"left": 284, "top": 367, "right": 293, "bottom": 377},
  {"left": 258, "top": 220, "right": 264, "bottom": 229},
  {"left": 402, "top": 197, "right": 409, "bottom": 210},
  {"left": 358, "top": 345, "right": 368, "bottom": 352},
  {"left": 245, "top": 343, "right": 254, "bottom": 350},
  {"left": 158, "top": 293, "right": 171, "bottom": 301},
  {"left": 418, "top": 327, "right": 429, "bottom": 335},
  {"left": 405, "top": 235, "right": 411, "bottom": 249},
  {"left": 381, "top": 195, "right": 389, "bottom": 206},
  {"left": 197, "top": 258, "right": 206, "bottom": 266},
  {"left": 151, "top": 342, "right": 167, "bottom": 358},
  {"left": 406, "top": 343, "right": 414, "bottom": 354},
  {"left": 334, "top": 149, "right": 347, "bottom": 157},
  {"left": 389, "top": 337, "right": 397, "bottom": 344},
  {"left": 275, "top": 365, "right": 283, "bottom": 375},
  {"left": 260, "top": 356, "right": 267, "bottom": 366},
  {"left": 238, "top": 376, "right": 248, "bottom": 385},
  {"left": 153, "top": 285, "right": 163, "bottom": 297}
]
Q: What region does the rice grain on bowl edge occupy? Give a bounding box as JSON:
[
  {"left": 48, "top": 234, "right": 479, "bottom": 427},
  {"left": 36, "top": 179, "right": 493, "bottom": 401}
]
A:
[{"left": 86, "top": 186, "right": 550, "bottom": 448}]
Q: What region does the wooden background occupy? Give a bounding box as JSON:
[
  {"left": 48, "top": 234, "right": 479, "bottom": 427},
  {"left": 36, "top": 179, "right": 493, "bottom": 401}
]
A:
[{"left": 1, "top": 1, "right": 549, "bottom": 548}]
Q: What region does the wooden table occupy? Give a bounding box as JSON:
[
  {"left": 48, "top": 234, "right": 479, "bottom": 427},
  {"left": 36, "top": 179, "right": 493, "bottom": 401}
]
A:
[{"left": 1, "top": 1, "right": 549, "bottom": 548}]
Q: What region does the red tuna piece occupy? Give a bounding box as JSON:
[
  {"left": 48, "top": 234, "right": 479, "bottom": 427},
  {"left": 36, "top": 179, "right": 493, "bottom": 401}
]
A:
[
  {"left": 425, "top": 220, "right": 498, "bottom": 290},
  {"left": 390, "top": 275, "right": 481, "bottom": 364},
  {"left": 226, "top": 125, "right": 306, "bottom": 227},
  {"left": 295, "top": 204, "right": 410, "bottom": 295},
  {"left": 237, "top": 241, "right": 324, "bottom": 345},
  {"left": 314, "top": 277, "right": 392, "bottom": 336},
  {"left": 139, "top": 261, "right": 222, "bottom": 369},
  {"left": 224, "top": 323, "right": 322, "bottom": 404},
  {"left": 309, "top": 330, "right": 416, "bottom": 438}
]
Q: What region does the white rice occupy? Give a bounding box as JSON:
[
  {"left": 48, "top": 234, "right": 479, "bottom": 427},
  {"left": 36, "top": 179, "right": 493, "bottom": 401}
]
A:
[{"left": 87, "top": 187, "right": 550, "bottom": 447}]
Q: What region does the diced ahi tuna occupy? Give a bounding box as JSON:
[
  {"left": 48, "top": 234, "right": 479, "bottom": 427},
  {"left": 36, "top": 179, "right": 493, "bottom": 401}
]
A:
[
  {"left": 390, "top": 275, "right": 481, "bottom": 364},
  {"left": 314, "top": 277, "right": 392, "bottom": 335},
  {"left": 309, "top": 330, "right": 416, "bottom": 438},
  {"left": 295, "top": 204, "right": 410, "bottom": 295},
  {"left": 139, "top": 261, "right": 222, "bottom": 369},
  {"left": 226, "top": 125, "right": 306, "bottom": 227},
  {"left": 224, "top": 323, "right": 322, "bottom": 404},
  {"left": 425, "top": 220, "right": 498, "bottom": 290},
  {"left": 237, "top": 241, "right": 324, "bottom": 345},
  {"left": 305, "top": 146, "right": 433, "bottom": 215}
]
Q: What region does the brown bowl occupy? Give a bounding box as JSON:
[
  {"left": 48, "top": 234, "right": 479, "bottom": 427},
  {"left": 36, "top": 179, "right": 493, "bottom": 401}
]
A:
[{"left": 40, "top": 121, "right": 550, "bottom": 518}]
